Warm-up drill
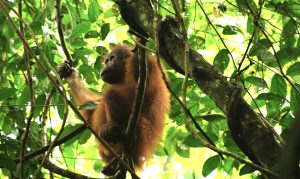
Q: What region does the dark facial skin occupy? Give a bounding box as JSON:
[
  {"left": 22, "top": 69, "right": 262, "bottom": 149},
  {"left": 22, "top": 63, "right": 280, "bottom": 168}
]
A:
[{"left": 100, "top": 48, "right": 131, "bottom": 84}]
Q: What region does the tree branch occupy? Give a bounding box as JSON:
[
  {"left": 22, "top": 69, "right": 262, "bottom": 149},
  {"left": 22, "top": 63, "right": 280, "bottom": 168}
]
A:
[
  {"left": 18, "top": 0, "right": 35, "bottom": 178},
  {"left": 151, "top": 8, "right": 275, "bottom": 173},
  {"left": 42, "top": 159, "right": 97, "bottom": 179},
  {"left": 56, "top": 0, "right": 73, "bottom": 65},
  {"left": 113, "top": 0, "right": 282, "bottom": 173}
]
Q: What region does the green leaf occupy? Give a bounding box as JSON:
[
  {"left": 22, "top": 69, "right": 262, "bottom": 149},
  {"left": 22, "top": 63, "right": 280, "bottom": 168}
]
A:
[
  {"left": 104, "top": 8, "right": 115, "bottom": 18},
  {"left": 88, "top": 0, "right": 101, "bottom": 23},
  {"left": 201, "top": 114, "right": 226, "bottom": 122},
  {"left": 74, "top": 48, "right": 92, "bottom": 56},
  {"left": 223, "top": 132, "right": 241, "bottom": 153},
  {"left": 265, "top": 2, "right": 300, "bottom": 18},
  {"left": 79, "top": 101, "right": 99, "bottom": 110},
  {"left": 183, "top": 134, "right": 201, "bottom": 148},
  {"left": 64, "top": 1, "right": 77, "bottom": 27},
  {"left": 94, "top": 56, "right": 103, "bottom": 75},
  {"left": 78, "top": 129, "right": 91, "bottom": 144},
  {"left": 176, "top": 144, "right": 190, "bottom": 158},
  {"left": 53, "top": 93, "right": 65, "bottom": 119},
  {"left": 223, "top": 159, "right": 239, "bottom": 175},
  {"left": 0, "top": 139, "right": 18, "bottom": 151},
  {"left": 277, "top": 47, "right": 300, "bottom": 65},
  {"left": 268, "top": 75, "right": 287, "bottom": 117},
  {"left": 30, "top": 21, "right": 43, "bottom": 34},
  {"left": 72, "top": 22, "right": 91, "bottom": 36},
  {"left": 290, "top": 85, "right": 300, "bottom": 116},
  {"left": 0, "top": 153, "right": 17, "bottom": 170},
  {"left": 59, "top": 124, "right": 80, "bottom": 139},
  {"left": 190, "top": 35, "right": 205, "bottom": 48},
  {"left": 222, "top": 25, "right": 239, "bottom": 35},
  {"left": 246, "top": 16, "right": 254, "bottom": 33},
  {"left": 280, "top": 19, "right": 297, "bottom": 48},
  {"left": 202, "top": 155, "right": 220, "bottom": 177},
  {"left": 96, "top": 46, "right": 108, "bottom": 55},
  {"left": 258, "top": 50, "right": 277, "bottom": 67},
  {"left": 249, "top": 39, "right": 270, "bottom": 56},
  {"left": 239, "top": 164, "right": 256, "bottom": 175},
  {"left": 101, "top": 23, "right": 110, "bottom": 40},
  {"left": 154, "top": 144, "right": 167, "bottom": 156},
  {"left": 280, "top": 113, "right": 296, "bottom": 128},
  {"left": 70, "top": 38, "right": 88, "bottom": 48},
  {"left": 256, "top": 93, "right": 285, "bottom": 101},
  {"left": 0, "top": 87, "right": 15, "bottom": 101},
  {"left": 34, "top": 94, "right": 46, "bottom": 118},
  {"left": 270, "top": 74, "right": 287, "bottom": 98},
  {"left": 62, "top": 146, "right": 75, "bottom": 169},
  {"left": 287, "top": 62, "right": 300, "bottom": 77},
  {"left": 17, "top": 86, "right": 30, "bottom": 105},
  {"left": 287, "top": 62, "right": 300, "bottom": 84},
  {"left": 213, "top": 49, "right": 230, "bottom": 73},
  {"left": 85, "top": 30, "right": 100, "bottom": 39},
  {"left": 59, "top": 124, "right": 82, "bottom": 144},
  {"left": 79, "top": 65, "right": 97, "bottom": 84},
  {"left": 93, "top": 160, "right": 103, "bottom": 172},
  {"left": 164, "top": 127, "right": 177, "bottom": 156},
  {"left": 245, "top": 76, "right": 267, "bottom": 88}
]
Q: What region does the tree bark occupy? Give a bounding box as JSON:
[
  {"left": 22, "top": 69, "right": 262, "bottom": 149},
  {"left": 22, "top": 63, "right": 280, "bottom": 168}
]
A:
[{"left": 113, "top": 0, "right": 283, "bottom": 174}]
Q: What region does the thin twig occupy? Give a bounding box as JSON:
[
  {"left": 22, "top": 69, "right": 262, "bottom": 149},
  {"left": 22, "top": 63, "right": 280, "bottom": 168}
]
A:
[
  {"left": 33, "top": 104, "right": 69, "bottom": 179},
  {"left": 261, "top": 29, "right": 300, "bottom": 96},
  {"left": 236, "top": 26, "right": 257, "bottom": 73},
  {"left": 56, "top": 0, "right": 73, "bottom": 65},
  {"left": 14, "top": 125, "right": 86, "bottom": 163},
  {"left": 195, "top": 0, "right": 237, "bottom": 70},
  {"left": 243, "top": 0, "right": 300, "bottom": 97},
  {"left": 186, "top": 120, "right": 279, "bottom": 177},
  {"left": 130, "top": 36, "right": 155, "bottom": 53},
  {"left": 42, "top": 158, "right": 97, "bottom": 179},
  {"left": 18, "top": 0, "right": 35, "bottom": 178},
  {"left": 170, "top": 0, "right": 189, "bottom": 106},
  {"left": 171, "top": 0, "right": 224, "bottom": 159},
  {"left": 41, "top": 88, "right": 56, "bottom": 146},
  {"left": 156, "top": 0, "right": 175, "bottom": 15}
]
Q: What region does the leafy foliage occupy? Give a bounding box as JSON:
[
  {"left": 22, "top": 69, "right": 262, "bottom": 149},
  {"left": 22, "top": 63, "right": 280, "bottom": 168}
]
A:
[{"left": 0, "top": 0, "right": 299, "bottom": 178}]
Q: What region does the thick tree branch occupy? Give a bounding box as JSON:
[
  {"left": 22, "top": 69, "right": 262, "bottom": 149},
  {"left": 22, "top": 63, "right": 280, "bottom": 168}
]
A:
[
  {"left": 124, "top": 40, "right": 148, "bottom": 178},
  {"left": 279, "top": 111, "right": 300, "bottom": 178},
  {"left": 125, "top": 40, "right": 148, "bottom": 143},
  {"left": 114, "top": 0, "right": 283, "bottom": 173}
]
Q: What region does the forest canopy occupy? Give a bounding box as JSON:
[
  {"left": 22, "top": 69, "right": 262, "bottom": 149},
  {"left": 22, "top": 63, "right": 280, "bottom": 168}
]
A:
[{"left": 0, "top": 0, "right": 299, "bottom": 178}]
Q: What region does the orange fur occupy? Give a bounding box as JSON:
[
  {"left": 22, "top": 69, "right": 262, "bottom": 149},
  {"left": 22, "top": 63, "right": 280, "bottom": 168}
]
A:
[{"left": 65, "top": 45, "right": 170, "bottom": 171}]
